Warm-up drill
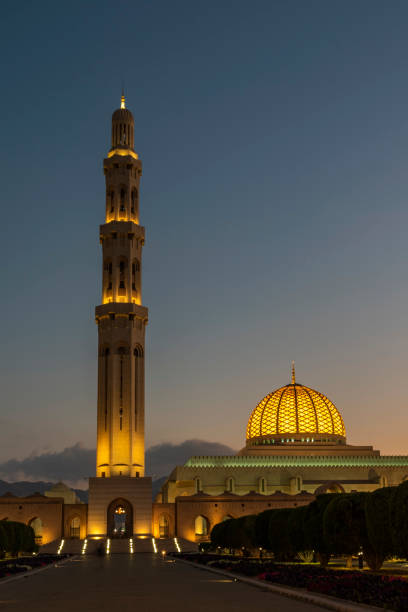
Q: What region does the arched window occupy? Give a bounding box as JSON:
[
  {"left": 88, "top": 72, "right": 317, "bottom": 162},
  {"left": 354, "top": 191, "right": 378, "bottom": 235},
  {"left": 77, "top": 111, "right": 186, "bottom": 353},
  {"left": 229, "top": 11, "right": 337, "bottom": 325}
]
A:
[
  {"left": 102, "top": 347, "right": 110, "bottom": 429},
  {"left": 131, "top": 189, "right": 138, "bottom": 213},
  {"left": 104, "top": 260, "right": 113, "bottom": 298},
  {"left": 29, "top": 517, "right": 43, "bottom": 544},
  {"left": 226, "top": 477, "right": 235, "bottom": 493},
  {"left": 120, "top": 188, "right": 126, "bottom": 212},
  {"left": 134, "top": 344, "right": 144, "bottom": 432},
  {"left": 159, "top": 514, "right": 169, "bottom": 538},
  {"left": 195, "top": 515, "right": 209, "bottom": 536},
  {"left": 259, "top": 477, "right": 266, "bottom": 494},
  {"left": 132, "top": 259, "right": 140, "bottom": 293},
  {"left": 118, "top": 259, "right": 127, "bottom": 295},
  {"left": 134, "top": 345, "right": 144, "bottom": 357},
  {"left": 195, "top": 478, "right": 202, "bottom": 493},
  {"left": 69, "top": 516, "right": 80, "bottom": 538}
]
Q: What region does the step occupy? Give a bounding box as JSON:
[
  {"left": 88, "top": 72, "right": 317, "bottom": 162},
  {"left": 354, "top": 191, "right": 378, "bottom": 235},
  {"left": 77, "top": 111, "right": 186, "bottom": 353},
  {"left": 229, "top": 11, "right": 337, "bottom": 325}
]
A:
[{"left": 42, "top": 536, "right": 198, "bottom": 556}]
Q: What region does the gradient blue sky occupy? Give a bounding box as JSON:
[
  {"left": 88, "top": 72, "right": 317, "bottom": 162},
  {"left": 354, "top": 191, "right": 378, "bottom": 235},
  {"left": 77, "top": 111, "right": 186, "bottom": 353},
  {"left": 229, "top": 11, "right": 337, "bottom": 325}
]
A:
[{"left": 0, "top": 0, "right": 407, "bottom": 462}]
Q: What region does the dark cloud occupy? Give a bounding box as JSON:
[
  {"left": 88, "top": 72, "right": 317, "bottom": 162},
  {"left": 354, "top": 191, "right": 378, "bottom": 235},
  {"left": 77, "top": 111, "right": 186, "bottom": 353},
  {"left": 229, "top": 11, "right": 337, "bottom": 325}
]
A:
[
  {"left": 145, "top": 439, "right": 236, "bottom": 478},
  {"left": 0, "top": 443, "right": 95, "bottom": 485},
  {"left": 0, "top": 439, "right": 236, "bottom": 485}
]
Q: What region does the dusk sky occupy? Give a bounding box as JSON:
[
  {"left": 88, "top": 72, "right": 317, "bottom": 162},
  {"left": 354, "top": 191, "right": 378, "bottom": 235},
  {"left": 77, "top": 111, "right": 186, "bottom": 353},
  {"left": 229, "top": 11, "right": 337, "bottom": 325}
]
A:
[{"left": 1, "top": 0, "right": 407, "bottom": 469}]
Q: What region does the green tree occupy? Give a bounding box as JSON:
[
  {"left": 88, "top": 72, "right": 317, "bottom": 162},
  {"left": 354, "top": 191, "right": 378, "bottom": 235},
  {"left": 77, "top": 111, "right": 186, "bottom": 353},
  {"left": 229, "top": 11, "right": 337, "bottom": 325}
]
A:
[
  {"left": 364, "top": 487, "right": 394, "bottom": 570},
  {"left": 303, "top": 494, "right": 340, "bottom": 567},
  {"left": 0, "top": 521, "right": 9, "bottom": 558},
  {"left": 288, "top": 505, "right": 309, "bottom": 557},
  {"left": 255, "top": 510, "right": 274, "bottom": 549},
  {"left": 323, "top": 492, "right": 370, "bottom": 558},
  {"left": 389, "top": 481, "right": 408, "bottom": 559},
  {"left": 268, "top": 508, "right": 294, "bottom": 559}
]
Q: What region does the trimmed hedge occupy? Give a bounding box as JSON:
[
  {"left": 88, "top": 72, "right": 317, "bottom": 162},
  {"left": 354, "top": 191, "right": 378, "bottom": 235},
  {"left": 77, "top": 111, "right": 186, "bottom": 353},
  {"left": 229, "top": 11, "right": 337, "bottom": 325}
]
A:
[
  {"left": 0, "top": 521, "right": 37, "bottom": 556},
  {"left": 210, "top": 481, "right": 408, "bottom": 570}
]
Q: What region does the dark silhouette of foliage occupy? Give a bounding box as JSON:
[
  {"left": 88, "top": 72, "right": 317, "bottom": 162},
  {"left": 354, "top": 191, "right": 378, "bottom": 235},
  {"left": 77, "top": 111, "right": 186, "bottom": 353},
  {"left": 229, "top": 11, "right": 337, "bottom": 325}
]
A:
[
  {"left": 287, "top": 505, "right": 308, "bottom": 553},
  {"left": 364, "top": 487, "right": 394, "bottom": 570},
  {"left": 303, "top": 494, "right": 339, "bottom": 566},
  {"left": 323, "top": 493, "right": 370, "bottom": 557},
  {"left": 390, "top": 480, "right": 408, "bottom": 559},
  {"left": 254, "top": 510, "right": 274, "bottom": 549},
  {"left": 0, "top": 521, "right": 36, "bottom": 556}
]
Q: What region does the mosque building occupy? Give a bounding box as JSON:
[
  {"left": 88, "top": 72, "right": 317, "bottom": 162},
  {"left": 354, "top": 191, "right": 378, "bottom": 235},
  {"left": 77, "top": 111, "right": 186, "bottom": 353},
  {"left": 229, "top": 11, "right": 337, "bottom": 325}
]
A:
[
  {"left": 154, "top": 363, "right": 408, "bottom": 541},
  {"left": 1, "top": 98, "right": 408, "bottom": 550}
]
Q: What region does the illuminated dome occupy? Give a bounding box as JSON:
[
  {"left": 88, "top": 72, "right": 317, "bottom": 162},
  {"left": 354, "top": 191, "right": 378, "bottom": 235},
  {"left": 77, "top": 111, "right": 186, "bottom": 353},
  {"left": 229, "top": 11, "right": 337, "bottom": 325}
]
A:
[{"left": 246, "top": 365, "right": 346, "bottom": 443}]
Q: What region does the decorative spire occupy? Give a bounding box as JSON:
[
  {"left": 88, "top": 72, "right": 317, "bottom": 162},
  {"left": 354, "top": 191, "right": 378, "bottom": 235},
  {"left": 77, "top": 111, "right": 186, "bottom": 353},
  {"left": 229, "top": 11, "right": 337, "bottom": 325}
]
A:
[
  {"left": 120, "top": 89, "right": 126, "bottom": 109},
  {"left": 291, "top": 361, "right": 296, "bottom": 384}
]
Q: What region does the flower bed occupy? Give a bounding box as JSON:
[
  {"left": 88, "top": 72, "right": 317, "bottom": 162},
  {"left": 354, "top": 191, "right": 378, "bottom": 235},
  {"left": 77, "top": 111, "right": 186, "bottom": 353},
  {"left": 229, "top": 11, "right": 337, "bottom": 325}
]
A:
[
  {"left": 0, "top": 554, "right": 69, "bottom": 580},
  {"left": 176, "top": 554, "right": 408, "bottom": 611}
]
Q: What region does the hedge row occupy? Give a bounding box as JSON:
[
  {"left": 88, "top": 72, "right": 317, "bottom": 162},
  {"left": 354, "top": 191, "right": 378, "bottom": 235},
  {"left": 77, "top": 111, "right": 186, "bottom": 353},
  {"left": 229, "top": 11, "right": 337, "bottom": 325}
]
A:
[
  {"left": 211, "top": 481, "right": 408, "bottom": 570},
  {"left": 0, "top": 521, "right": 37, "bottom": 557}
]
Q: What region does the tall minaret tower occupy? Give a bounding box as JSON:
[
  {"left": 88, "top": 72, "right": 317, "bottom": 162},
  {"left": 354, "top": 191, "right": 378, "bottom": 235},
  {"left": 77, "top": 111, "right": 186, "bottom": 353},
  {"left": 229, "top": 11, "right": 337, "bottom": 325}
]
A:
[
  {"left": 88, "top": 96, "right": 151, "bottom": 538},
  {"left": 95, "top": 94, "right": 148, "bottom": 478}
]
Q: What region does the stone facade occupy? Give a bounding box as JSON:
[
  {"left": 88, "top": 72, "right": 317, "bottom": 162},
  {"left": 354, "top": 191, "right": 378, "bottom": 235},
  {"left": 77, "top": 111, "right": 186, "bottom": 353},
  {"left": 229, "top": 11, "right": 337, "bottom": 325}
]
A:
[
  {"left": 88, "top": 476, "right": 152, "bottom": 537},
  {"left": 153, "top": 491, "right": 314, "bottom": 542}
]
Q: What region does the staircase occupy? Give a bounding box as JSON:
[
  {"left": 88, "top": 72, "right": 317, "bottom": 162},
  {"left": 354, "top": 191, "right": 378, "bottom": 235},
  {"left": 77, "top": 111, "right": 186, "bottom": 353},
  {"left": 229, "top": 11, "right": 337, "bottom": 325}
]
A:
[{"left": 42, "top": 536, "right": 197, "bottom": 555}]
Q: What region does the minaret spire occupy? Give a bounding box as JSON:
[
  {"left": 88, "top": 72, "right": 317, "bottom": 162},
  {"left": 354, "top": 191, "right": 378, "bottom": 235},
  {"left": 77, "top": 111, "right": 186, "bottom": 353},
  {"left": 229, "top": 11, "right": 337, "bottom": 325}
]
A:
[
  {"left": 94, "top": 97, "right": 147, "bottom": 477},
  {"left": 88, "top": 97, "right": 152, "bottom": 540},
  {"left": 120, "top": 89, "right": 126, "bottom": 109},
  {"left": 291, "top": 361, "right": 296, "bottom": 384}
]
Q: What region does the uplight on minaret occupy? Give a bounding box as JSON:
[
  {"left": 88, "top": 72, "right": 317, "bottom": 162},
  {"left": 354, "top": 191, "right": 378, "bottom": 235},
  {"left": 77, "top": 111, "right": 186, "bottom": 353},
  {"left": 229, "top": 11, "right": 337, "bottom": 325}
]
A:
[{"left": 88, "top": 95, "right": 152, "bottom": 538}]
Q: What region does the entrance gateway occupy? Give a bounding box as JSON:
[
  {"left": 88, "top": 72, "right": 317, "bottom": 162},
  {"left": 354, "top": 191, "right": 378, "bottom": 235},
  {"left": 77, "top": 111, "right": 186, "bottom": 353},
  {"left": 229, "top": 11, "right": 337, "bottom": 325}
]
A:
[
  {"left": 107, "top": 498, "right": 133, "bottom": 537},
  {"left": 87, "top": 94, "right": 152, "bottom": 538}
]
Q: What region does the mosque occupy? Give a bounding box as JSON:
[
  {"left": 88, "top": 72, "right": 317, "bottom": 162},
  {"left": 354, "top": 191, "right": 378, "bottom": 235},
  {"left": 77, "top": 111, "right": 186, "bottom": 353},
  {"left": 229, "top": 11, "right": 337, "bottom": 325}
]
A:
[{"left": 1, "top": 98, "right": 408, "bottom": 550}]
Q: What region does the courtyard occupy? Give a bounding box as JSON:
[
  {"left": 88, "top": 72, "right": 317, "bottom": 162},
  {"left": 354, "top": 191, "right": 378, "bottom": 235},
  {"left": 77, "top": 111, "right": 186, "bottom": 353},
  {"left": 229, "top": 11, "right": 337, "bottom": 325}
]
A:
[{"left": 0, "top": 554, "right": 324, "bottom": 612}]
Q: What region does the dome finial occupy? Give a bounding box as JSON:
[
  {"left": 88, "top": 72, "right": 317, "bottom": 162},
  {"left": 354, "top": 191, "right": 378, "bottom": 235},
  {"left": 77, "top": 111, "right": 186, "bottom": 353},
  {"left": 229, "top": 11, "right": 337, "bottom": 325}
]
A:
[
  {"left": 291, "top": 361, "right": 296, "bottom": 384},
  {"left": 120, "top": 88, "right": 126, "bottom": 109}
]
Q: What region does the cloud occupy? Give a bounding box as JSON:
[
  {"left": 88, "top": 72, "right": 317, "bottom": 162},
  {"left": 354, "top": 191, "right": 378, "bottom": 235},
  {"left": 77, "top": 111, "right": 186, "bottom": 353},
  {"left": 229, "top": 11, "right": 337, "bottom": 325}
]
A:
[
  {"left": 0, "top": 439, "right": 236, "bottom": 485},
  {"left": 145, "top": 439, "right": 236, "bottom": 478},
  {"left": 0, "top": 443, "right": 95, "bottom": 487}
]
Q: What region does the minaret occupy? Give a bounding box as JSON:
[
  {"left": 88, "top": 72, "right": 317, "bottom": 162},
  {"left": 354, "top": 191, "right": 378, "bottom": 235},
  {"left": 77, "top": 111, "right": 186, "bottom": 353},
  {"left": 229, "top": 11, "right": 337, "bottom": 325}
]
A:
[
  {"left": 88, "top": 96, "right": 152, "bottom": 539},
  {"left": 94, "top": 94, "right": 148, "bottom": 478}
]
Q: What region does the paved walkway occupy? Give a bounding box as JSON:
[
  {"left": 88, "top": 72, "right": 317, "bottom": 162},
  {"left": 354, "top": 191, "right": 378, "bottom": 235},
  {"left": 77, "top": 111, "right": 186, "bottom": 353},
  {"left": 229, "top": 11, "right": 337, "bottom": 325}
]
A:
[{"left": 0, "top": 554, "right": 324, "bottom": 612}]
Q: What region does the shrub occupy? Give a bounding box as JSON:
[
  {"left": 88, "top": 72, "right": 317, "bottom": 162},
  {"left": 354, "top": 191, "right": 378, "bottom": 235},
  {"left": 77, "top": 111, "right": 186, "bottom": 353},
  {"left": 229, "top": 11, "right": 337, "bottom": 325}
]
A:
[
  {"left": 268, "top": 508, "right": 295, "bottom": 560},
  {"left": 254, "top": 510, "right": 274, "bottom": 549},
  {"left": 303, "top": 494, "right": 339, "bottom": 567},
  {"left": 287, "top": 505, "right": 308, "bottom": 555},
  {"left": 364, "top": 487, "right": 394, "bottom": 570},
  {"left": 211, "top": 515, "right": 257, "bottom": 552},
  {"left": 0, "top": 521, "right": 36, "bottom": 556},
  {"left": 390, "top": 481, "right": 408, "bottom": 559},
  {"left": 323, "top": 492, "right": 370, "bottom": 557}
]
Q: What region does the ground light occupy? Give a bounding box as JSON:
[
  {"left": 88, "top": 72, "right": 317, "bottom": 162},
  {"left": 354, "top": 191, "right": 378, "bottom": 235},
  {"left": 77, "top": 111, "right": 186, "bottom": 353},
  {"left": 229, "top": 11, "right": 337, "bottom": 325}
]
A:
[
  {"left": 174, "top": 537, "right": 181, "bottom": 552},
  {"left": 151, "top": 537, "right": 157, "bottom": 553},
  {"left": 129, "top": 538, "right": 134, "bottom": 554},
  {"left": 81, "top": 539, "right": 88, "bottom": 555},
  {"left": 106, "top": 538, "right": 111, "bottom": 554},
  {"left": 57, "top": 539, "right": 65, "bottom": 555}
]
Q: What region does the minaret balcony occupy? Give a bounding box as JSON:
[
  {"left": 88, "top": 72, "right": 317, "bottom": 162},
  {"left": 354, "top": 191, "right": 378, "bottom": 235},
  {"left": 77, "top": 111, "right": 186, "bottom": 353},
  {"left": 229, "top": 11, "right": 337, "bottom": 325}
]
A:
[
  {"left": 100, "top": 221, "right": 145, "bottom": 240},
  {"left": 95, "top": 302, "right": 148, "bottom": 324}
]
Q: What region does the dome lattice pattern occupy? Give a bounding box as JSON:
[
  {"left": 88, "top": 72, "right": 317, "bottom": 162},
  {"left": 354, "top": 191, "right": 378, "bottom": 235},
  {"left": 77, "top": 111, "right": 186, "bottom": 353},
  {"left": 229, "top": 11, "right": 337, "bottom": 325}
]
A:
[{"left": 246, "top": 376, "right": 346, "bottom": 440}]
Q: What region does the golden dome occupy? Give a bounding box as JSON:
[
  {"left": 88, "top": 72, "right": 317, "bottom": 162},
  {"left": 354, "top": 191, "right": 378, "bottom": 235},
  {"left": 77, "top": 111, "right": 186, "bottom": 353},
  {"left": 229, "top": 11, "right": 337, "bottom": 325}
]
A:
[{"left": 246, "top": 365, "right": 346, "bottom": 441}]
